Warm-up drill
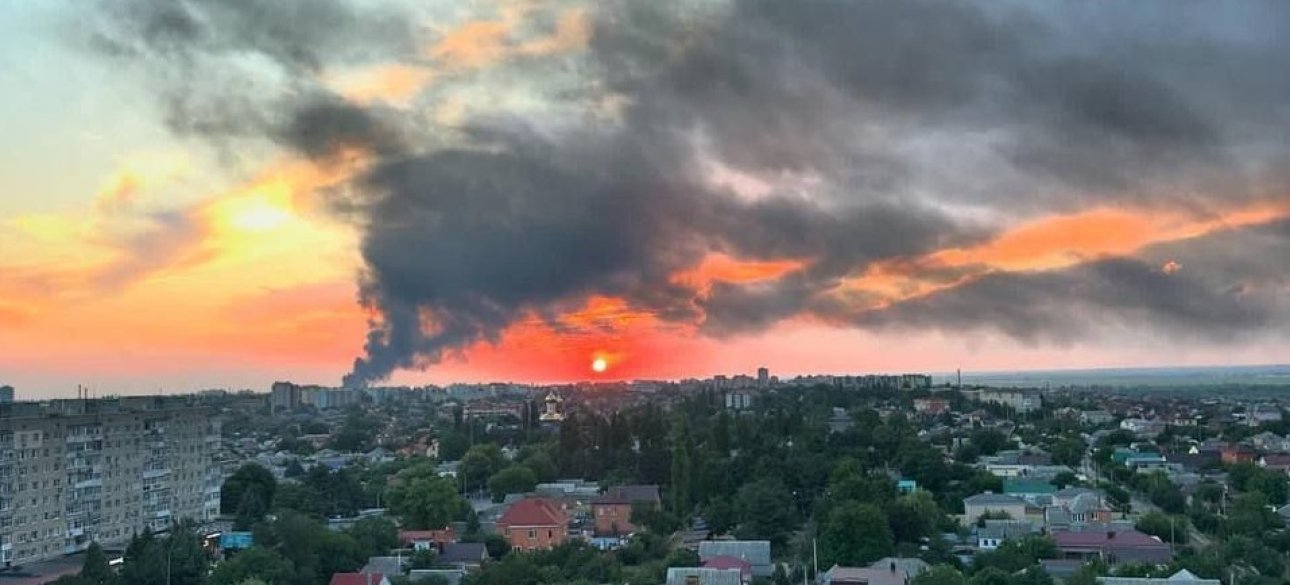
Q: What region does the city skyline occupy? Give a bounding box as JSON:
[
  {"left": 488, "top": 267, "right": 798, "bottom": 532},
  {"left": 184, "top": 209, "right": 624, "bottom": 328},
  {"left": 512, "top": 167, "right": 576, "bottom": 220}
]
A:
[{"left": 3, "top": 1, "right": 1290, "bottom": 396}]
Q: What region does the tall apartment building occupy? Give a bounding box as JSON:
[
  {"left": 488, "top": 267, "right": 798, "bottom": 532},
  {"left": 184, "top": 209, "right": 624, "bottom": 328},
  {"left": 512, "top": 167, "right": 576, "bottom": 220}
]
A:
[{"left": 0, "top": 396, "right": 221, "bottom": 567}]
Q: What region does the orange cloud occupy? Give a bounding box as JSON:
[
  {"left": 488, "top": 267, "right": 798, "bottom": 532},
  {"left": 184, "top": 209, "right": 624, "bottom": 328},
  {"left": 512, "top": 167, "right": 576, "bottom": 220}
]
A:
[
  {"left": 840, "top": 201, "right": 1290, "bottom": 308},
  {"left": 327, "top": 64, "right": 436, "bottom": 106},
  {"left": 672, "top": 253, "right": 805, "bottom": 293},
  {"left": 428, "top": 5, "right": 590, "bottom": 71}
]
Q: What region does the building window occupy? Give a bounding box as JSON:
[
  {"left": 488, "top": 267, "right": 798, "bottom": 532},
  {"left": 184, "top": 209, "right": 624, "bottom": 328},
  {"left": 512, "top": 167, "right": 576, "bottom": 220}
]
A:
[{"left": 528, "top": 529, "right": 536, "bottom": 539}]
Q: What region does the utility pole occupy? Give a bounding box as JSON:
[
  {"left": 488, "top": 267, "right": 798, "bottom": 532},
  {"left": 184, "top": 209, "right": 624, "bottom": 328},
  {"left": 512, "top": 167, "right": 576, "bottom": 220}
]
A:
[{"left": 812, "top": 538, "right": 818, "bottom": 581}]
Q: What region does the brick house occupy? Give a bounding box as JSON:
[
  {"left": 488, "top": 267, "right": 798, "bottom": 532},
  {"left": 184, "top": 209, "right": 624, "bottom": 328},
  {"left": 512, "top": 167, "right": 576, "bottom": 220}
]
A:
[
  {"left": 497, "top": 497, "right": 569, "bottom": 551},
  {"left": 592, "top": 485, "right": 661, "bottom": 536}
]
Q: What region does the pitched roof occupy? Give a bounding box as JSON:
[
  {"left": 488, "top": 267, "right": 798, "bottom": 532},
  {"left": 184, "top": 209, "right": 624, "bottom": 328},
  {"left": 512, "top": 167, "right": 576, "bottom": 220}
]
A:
[
  {"left": 329, "top": 574, "right": 388, "bottom": 585},
  {"left": 964, "top": 493, "right": 1027, "bottom": 506},
  {"left": 666, "top": 567, "right": 744, "bottom": 585},
  {"left": 698, "top": 540, "right": 772, "bottom": 566},
  {"left": 595, "top": 484, "right": 662, "bottom": 504},
  {"left": 438, "top": 542, "right": 488, "bottom": 564},
  {"left": 1052, "top": 530, "right": 1167, "bottom": 550},
  {"left": 1004, "top": 479, "right": 1057, "bottom": 495},
  {"left": 823, "top": 566, "right": 907, "bottom": 585},
  {"left": 498, "top": 497, "right": 568, "bottom": 528},
  {"left": 869, "top": 558, "right": 929, "bottom": 577},
  {"left": 703, "top": 555, "right": 753, "bottom": 579}
]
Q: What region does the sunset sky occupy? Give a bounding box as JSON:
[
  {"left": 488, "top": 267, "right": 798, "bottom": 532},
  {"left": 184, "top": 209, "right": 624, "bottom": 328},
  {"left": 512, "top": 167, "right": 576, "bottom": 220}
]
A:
[{"left": 2, "top": 1, "right": 1289, "bottom": 397}]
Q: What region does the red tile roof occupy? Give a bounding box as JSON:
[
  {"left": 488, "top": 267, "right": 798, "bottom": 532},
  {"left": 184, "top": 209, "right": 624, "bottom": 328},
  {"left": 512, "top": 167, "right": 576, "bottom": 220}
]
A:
[
  {"left": 329, "top": 573, "right": 387, "bottom": 585},
  {"left": 498, "top": 497, "right": 568, "bottom": 528},
  {"left": 398, "top": 527, "right": 454, "bottom": 546},
  {"left": 1051, "top": 530, "right": 1164, "bottom": 549},
  {"left": 704, "top": 555, "right": 754, "bottom": 579}
]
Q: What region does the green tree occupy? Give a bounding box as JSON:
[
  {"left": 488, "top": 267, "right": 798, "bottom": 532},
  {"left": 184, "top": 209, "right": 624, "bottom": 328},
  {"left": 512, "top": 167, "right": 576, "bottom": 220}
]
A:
[
  {"left": 460, "top": 444, "right": 506, "bottom": 491},
  {"left": 222, "top": 463, "right": 277, "bottom": 515},
  {"left": 1048, "top": 438, "right": 1085, "bottom": 468},
  {"left": 669, "top": 434, "right": 693, "bottom": 516},
  {"left": 733, "top": 478, "right": 795, "bottom": 547},
  {"left": 819, "top": 502, "right": 893, "bottom": 566},
  {"left": 388, "top": 469, "right": 469, "bottom": 530},
  {"left": 488, "top": 465, "right": 538, "bottom": 503},
  {"left": 1135, "top": 512, "right": 1187, "bottom": 544},
  {"left": 235, "top": 489, "right": 269, "bottom": 531},
  {"left": 209, "top": 547, "right": 296, "bottom": 585},
  {"left": 80, "top": 542, "right": 118, "bottom": 585},
  {"left": 348, "top": 516, "right": 399, "bottom": 559},
  {"left": 910, "top": 565, "right": 969, "bottom": 585}
]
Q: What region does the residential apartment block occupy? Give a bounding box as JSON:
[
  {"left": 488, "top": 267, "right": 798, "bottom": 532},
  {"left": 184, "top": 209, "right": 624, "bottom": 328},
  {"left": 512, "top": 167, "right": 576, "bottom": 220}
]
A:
[{"left": 0, "top": 396, "right": 221, "bottom": 567}]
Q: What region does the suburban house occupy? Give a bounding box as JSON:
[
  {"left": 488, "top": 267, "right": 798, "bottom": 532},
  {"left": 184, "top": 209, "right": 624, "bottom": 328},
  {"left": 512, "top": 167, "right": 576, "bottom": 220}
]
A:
[
  {"left": 1259, "top": 454, "right": 1290, "bottom": 474},
  {"left": 869, "top": 558, "right": 929, "bottom": 580},
  {"left": 1097, "top": 569, "right": 1219, "bottom": 585},
  {"left": 1220, "top": 444, "right": 1256, "bottom": 465},
  {"left": 1047, "top": 488, "right": 1113, "bottom": 527},
  {"left": 329, "top": 573, "right": 391, "bottom": 585},
  {"left": 702, "top": 555, "right": 753, "bottom": 583},
  {"left": 819, "top": 563, "right": 909, "bottom": 585},
  {"left": 913, "top": 398, "right": 950, "bottom": 415},
  {"left": 1051, "top": 530, "right": 1171, "bottom": 565},
  {"left": 497, "top": 497, "right": 570, "bottom": 551},
  {"left": 437, "top": 542, "right": 489, "bottom": 570},
  {"left": 977, "top": 520, "right": 1037, "bottom": 550},
  {"left": 963, "top": 493, "right": 1028, "bottom": 525},
  {"left": 1003, "top": 479, "right": 1057, "bottom": 505},
  {"left": 666, "top": 567, "right": 744, "bottom": 585},
  {"left": 399, "top": 527, "right": 455, "bottom": 551},
  {"left": 591, "top": 485, "right": 662, "bottom": 536},
  {"left": 698, "top": 541, "right": 773, "bottom": 578}
]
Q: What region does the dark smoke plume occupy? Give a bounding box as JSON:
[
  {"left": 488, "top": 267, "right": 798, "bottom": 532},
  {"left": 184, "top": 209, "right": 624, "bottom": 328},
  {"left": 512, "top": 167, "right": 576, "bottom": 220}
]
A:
[{"left": 83, "top": 0, "right": 1290, "bottom": 385}]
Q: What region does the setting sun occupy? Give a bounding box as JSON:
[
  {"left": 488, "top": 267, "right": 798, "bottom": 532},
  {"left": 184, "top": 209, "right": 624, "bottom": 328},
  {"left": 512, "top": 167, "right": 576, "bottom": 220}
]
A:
[{"left": 591, "top": 356, "right": 608, "bottom": 373}]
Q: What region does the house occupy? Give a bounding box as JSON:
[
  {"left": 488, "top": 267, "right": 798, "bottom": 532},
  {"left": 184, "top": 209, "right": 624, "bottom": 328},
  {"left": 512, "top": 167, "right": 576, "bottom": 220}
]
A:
[
  {"left": 399, "top": 528, "right": 455, "bottom": 551},
  {"left": 666, "top": 567, "right": 744, "bottom": 585},
  {"left": 1259, "top": 454, "right": 1290, "bottom": 474},
  {"left": 591, "top": 485, "right": 661, "bottom": 536},
  {"left": 1277, "top": 504, "right": 1290, "bottom": 525},
  {"left": 702, "top": 556, "right": 753, "bottom": 583},
  {"left": 963, "top": 493, "right": 1028, "bottom": 525},
  {"left": 1051, "top": 530, "right": 1171, "bottom": 565},
  {"left": 698, "top": 541, "right": 772, "bottom": 577},
  {"left": 1220, "top": 444, "right": 1256, "bottom": 465},
  {"left": 438, "top": 542, "right": 488, "bottom": 570},
  {"left": 828, "top": 408, "right": 855, "bottom": 433},
  {"left": 913, "top": 398, "right": 950, "bottom": 416},
  {"left": 1250, "top": 432, "right": 1290, "bottom": 453},
  {"left": 1003, "top": 479, "right": 1057, "bottom": 505},
  {"left": 497, "top": 497, "right": 569, "bottom": 551},
  {"left": 977, "top": 520, "right": 1037, "bottom": 550},
  {"left": 1046, "top": 489, "right": 1112, "bottom": 527},
  {"left": 1097, "top": 569, "right": 1220, "bottom": 585},
  {"left": 897, "top": 480, "right": 918, "bottom": 495},
  {"left": 869, "top": 558, "right": 929, "bottom": 580},
  {"left": 1247, "top": 406, "right": 1283, "bottom": 427},
  {"left": 360, "top": 557, "right": 404, "bottom": 576},
  {"left": 329, "top": 573, "right": 391, "bottom": 585},
  {"left": 1080, "top": 411, "right": 1114, "bottom": 425},
  {"left": 820, "top": 564, "right": 908, "bottom": 585}
]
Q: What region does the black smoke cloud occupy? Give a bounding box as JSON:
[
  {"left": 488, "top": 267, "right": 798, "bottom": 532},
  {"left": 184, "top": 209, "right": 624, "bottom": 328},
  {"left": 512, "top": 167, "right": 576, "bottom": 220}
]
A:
[{"left": 83, "top": 0, "right": 1290, "bottom": 385}]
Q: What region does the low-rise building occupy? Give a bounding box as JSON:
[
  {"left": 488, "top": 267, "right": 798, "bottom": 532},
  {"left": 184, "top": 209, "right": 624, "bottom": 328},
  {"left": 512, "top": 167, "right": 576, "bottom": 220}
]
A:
[
  {"left": 963, "top": 493, "right": 1028, "bottom": 525},
  {"left": 698, "top": 541, "right": 772, "bottom": 578},
  {"left": 497, "top": 497, "right": 568, "bottom": 552},
  {"left": 1051, "top": 530, "right": 1171, "bottom": 566},
  {"left": 1097, "top": 569, "right": 1219, "bottom": 585},
  {"left": 591, "top": 485, "right": 660, "bottom": 536}
]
